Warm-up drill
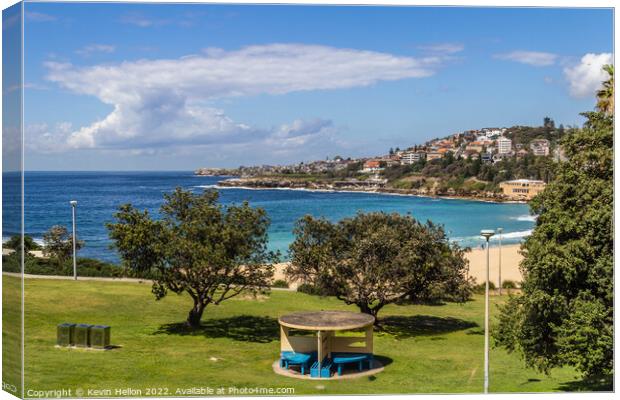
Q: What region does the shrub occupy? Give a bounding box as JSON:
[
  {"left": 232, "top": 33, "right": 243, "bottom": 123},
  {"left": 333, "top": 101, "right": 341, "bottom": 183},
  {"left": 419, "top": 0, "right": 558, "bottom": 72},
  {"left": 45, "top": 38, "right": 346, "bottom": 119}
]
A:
[
  {"left": 4, "top": 235, "right": 41, "bottom": 252},
  {"left": 272, "top": 279, "right": 289, "bottom": 288},
  {"left": 2, "top": 253, "right": 124, "bottom": 278},
  {"left": 502, "top": 280, "right": 519, "bottom": 289},
  {"left": 68, "top": 258, "right": 125, "bottom": 278},
  {"left": 296, "top": 283, "right": 323, "bottom": 296},
  {"left": 473, "top": 281, "right": 496, "bottom": 294}
]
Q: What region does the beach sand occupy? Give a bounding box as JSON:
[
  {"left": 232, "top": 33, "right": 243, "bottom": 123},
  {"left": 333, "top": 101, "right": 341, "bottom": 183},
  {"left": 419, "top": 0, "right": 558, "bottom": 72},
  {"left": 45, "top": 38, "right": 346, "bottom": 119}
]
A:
[
  {"left": 273, "top": 243, "right": 524, "bottom": 290},
  {"left": 4, "top": 243, "right": 523, "bottom": 289},
  {"left": 464, "top": 243, "right": 523, "bottom": 285}
]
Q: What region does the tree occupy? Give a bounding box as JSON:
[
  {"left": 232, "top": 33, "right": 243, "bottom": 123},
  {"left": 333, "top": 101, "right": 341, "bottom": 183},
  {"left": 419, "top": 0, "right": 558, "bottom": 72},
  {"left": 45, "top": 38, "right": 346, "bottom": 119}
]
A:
[
  {"left": 287, "top": 212, "right": 471, "bottom": 320},
  {"left": 108, "top": 188, "right": 278, "bottom": 328},
  {"left": 5, "top": 234, "right": 41, "bottom": 253},
  {"left": 42, "top": 225, "right": 83, "bottom": 264},
  {"left": 494, "top": 102, "right": 613, "bottom": 380},
  {"left": 543, "top": 116, "right": 555, "bottom": 131},
  {"left": 596, "top": 64, "right": 614, "bottom": 115},
  {"left": 441, "top": 151, "right": 455, "bottom": 168}
]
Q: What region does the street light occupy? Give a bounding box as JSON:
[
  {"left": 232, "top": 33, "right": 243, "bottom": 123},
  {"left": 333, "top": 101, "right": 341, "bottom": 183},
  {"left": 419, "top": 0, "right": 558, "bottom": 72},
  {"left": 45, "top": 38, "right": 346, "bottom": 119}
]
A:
[
  {"left": 70, "top": 200, "right": 78, "bottom": 281},
  {"left": 480, "top": 229, "right": 495, "bottom": 394},
  {"left": 497, "top": 228, "right": 503, "bottom": 296}
]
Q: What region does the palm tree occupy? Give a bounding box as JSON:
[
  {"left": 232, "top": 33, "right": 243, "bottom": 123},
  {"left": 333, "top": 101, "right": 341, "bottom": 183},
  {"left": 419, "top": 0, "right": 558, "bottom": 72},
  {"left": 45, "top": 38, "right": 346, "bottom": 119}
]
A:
[{"left": 596, "top": 64, "right": 614, "bottom": 115}]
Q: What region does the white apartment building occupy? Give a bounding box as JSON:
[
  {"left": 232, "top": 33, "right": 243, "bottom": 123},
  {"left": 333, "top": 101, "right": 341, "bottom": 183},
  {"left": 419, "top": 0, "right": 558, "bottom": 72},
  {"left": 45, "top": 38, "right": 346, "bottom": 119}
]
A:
[
  {"left": 530, "top": 139, "right": 550, "bottom": 156},
  {"left": 496, "top": 137, "right": 513, "bottom": 155},
  {"left": 401, "top": 151, "right": 426, "bottom": 165}
]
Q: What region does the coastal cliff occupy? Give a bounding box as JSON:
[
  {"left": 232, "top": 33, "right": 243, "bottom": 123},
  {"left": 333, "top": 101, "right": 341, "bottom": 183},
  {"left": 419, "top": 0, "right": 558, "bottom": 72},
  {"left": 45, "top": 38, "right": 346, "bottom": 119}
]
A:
[
  {"left": 194, "top": 167, "right": 241, "bottom": 177},
  {"left": 216, "top": 176, "right": 517, "bottom": 202}
]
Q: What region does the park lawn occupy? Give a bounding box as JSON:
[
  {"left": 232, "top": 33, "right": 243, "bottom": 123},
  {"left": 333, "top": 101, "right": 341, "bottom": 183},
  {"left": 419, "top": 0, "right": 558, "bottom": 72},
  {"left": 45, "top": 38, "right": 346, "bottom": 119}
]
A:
[
  {"left": 2, "top": 276, "right": 22, "bottom": 396},
  {"left": 2, "top": 275, "right": 588, "bottom": 396}
]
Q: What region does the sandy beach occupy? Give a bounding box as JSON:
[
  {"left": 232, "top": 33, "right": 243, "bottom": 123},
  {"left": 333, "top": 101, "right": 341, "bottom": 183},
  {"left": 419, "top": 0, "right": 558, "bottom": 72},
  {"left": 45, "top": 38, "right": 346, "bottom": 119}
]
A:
[
  {"left": 273, "top": 243, "right": 524, "bottom": 289},
  {"left": 5, "top": 242, "right": 524, "bottom": 289},
  {"left": 464, "top": 243, "right": 523, "bottom": 285}
]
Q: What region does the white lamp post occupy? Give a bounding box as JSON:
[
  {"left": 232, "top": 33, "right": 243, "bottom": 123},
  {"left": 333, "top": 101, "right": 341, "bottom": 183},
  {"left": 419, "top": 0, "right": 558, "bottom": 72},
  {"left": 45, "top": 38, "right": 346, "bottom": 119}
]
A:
[
  {"left": 497, "top": 228, "right": 503, "bottom": 296},
  {"left": 70, "top": 200, "right": 78, "bottom": 281},
  {"left": 480, "top": 229, "right": 495, "bottom": 394}
]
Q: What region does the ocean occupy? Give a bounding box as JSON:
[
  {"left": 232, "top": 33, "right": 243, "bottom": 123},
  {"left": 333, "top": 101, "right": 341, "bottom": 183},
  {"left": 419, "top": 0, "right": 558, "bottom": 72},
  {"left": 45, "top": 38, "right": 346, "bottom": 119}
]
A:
[{"left": 3, "top": 171, "right": 535, "bottom": 263}]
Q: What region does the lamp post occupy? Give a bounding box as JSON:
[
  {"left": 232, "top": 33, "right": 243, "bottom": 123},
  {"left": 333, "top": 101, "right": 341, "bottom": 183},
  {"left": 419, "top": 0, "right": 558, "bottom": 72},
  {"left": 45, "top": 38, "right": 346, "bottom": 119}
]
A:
[
  {"left": 70, "top": 200, "right": 78, "bottom": 281},
  {"left": 480, "top": 229, "right": 495, "bottom": 394},
  {"left": 497, "top": 228, "right": 503, "bottom": 296}
]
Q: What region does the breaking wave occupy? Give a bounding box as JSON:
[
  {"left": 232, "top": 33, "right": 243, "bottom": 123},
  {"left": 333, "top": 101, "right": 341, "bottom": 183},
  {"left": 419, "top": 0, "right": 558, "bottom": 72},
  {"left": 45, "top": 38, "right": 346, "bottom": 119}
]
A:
[{"left": 510, "top": 214, "right": 538, "bottom": 222}]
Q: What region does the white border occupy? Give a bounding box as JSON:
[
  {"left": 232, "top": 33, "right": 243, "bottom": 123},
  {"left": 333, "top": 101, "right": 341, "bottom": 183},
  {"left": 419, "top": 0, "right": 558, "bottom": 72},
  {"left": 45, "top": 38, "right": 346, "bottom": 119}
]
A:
[{"left": 0, "top": 2, "right": 617, "bottom": 400}]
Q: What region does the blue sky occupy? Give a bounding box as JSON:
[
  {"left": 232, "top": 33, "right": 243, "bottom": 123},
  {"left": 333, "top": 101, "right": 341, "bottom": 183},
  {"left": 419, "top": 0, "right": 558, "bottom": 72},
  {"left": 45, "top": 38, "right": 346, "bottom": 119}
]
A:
[{"left": 19, "top": 2, "right": 613, "bottom": 170}]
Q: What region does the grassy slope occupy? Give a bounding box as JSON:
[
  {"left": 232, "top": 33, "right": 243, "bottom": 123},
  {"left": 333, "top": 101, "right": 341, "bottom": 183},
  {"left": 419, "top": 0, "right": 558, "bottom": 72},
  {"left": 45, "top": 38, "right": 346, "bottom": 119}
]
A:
[
  {"left": 2, "top": 275, "right": 588, "bottom": 395},
  {"left": 2, "top": 276, "right": 22, "bottom": 395}
]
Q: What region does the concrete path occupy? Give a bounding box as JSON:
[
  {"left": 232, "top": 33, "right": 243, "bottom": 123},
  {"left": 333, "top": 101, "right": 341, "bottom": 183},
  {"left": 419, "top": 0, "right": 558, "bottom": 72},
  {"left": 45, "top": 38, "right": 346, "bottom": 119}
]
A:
[
  {"left": 2, "top": 272, "right": 149, "bottom": 283},
  {"left": 2, "top": 272, "right": 296, "bottom": 291}
]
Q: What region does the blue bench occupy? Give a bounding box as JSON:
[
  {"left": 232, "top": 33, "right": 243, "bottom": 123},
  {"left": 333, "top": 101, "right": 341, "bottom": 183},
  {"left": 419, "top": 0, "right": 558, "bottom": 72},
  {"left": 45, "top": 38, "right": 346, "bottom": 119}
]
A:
[
  {"left": 280, "top": 351, "right": 315, "bottom": 375},
  {"left": 310, "top": 358, "right": 333, "bottom": 378},
  {"left": 331, "top": 352, "right": 373, "bottom": 376}
]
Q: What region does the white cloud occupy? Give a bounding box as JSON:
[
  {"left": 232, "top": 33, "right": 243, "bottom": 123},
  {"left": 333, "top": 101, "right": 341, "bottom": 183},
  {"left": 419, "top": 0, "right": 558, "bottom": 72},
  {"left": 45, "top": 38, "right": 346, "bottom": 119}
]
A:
[
  {"left": 25, "top": 122, "right": 74, "bottom": 153},
  {"left": 43, "top": 43, "right": 446, "bottom": 152},
  {"left": 494, "top": 50, "right": 558, "bottom": 67},
  {"left": 563, "top": 53, "right": 613, "bottom": 98},
  {"left": 119, "top": 13, "right": 165, "bottom": 27},
  {"left": 25, "top": 11, "right": 57, "bottom": 22},
  {"left": 418, "top": 43, "right": 464, "bottom": 54},
  {"left": 75, "top": 44, "right": 116, "bottom": 56},
  {"left": 267, "top": 119, "right": 336, "bottom": 149}
]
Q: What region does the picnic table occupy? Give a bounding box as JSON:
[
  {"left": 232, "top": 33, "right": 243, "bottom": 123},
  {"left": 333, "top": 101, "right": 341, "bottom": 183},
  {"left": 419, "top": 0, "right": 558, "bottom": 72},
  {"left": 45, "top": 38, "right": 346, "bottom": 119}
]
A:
[{"left": 278, "top": 311, "right": 375, "bottom": 378}]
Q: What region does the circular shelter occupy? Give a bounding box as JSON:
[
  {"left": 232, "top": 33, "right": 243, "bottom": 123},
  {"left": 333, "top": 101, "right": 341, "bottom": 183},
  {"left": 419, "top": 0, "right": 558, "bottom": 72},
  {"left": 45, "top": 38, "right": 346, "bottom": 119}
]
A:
[{"left": 274, "top": 311, "right": 383, "bottom": 379}]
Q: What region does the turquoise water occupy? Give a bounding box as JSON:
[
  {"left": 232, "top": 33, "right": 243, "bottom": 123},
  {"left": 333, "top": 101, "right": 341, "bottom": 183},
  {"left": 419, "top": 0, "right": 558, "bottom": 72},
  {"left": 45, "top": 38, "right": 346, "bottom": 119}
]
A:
[{"left": 4, "top": 171, "right": 535, "bottom": 263}]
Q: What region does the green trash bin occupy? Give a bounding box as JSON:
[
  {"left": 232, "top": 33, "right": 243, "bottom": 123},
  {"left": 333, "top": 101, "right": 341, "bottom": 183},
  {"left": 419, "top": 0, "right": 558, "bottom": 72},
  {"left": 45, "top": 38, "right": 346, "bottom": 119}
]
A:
[
  {"left": 57, "top": 323, "right": 76, "bottom": 346},
  {"left": 74, "top": 324, "right": 92, "bottom": 347},
  {"left": 89, "top": 325, "right": 111, "bottom": 349}
]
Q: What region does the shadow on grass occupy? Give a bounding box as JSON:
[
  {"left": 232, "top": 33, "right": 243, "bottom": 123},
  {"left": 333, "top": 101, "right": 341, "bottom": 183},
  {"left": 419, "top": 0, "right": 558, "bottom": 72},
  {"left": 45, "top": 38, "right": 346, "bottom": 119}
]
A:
[
  {"left": 555, "top": 375, "right": 613, "bottom": 392},
  {"left": 154, "top": 315, "right": 279, "bottom": 343},
  {"left": 373, "top": 355, "right": 393, "bottom": 368},
  {"left": 378, "top": 315, "right": 477, "bottom": 339}
]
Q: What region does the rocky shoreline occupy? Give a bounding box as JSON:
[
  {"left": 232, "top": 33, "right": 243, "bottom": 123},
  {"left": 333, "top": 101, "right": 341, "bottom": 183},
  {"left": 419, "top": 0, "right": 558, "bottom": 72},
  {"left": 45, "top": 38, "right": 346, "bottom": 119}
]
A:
[{"left": 216, "top": 177, "right": 524, "bottom": 203}]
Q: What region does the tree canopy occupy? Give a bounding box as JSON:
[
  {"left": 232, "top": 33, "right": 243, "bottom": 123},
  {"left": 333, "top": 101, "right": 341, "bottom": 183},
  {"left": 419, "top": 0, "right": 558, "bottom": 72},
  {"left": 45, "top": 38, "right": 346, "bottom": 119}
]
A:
[
  {"left": 494, "top": 67, "right": 613, "bottom": 383},
  {"left": 287, "top": 212, "right": 472, "bottom": 320},
  {"left": 4, "top": 234, "right": 41, "bottom": 253},
  {"left": 42, "top": 225, "right": 83, "bottom": 264},
  {"left": 596, "top": 64, "right": 614, "bottom": 115},
  {"left": 107, "top": 188, "right": 278, "bottom": 328}
]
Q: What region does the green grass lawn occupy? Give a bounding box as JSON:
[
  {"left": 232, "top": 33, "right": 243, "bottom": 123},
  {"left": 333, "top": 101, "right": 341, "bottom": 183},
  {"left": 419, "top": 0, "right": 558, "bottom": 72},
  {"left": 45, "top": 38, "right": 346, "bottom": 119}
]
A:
[{"left": 2, "top": 275, "right": 593, "bottom": 396}]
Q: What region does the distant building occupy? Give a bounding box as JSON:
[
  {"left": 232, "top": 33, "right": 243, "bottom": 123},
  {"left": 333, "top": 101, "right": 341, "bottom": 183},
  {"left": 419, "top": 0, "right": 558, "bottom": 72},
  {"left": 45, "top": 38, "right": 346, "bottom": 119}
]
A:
[
  {"left": 499, "top": 179, "right": 546, "bottom": 200},
  {"left": 401, "top": 151, "right": 426, "bottom": 165},
  {"left": 476, "top": 136, "right": 494, "bottom": 144},
  {"left": 426, "top": 152, "right": 443, "bottom": 161},
  {"left": 530, "top": 139, "right": 550, "bottom": 156},
  {"left": 497, "top": 137, "right": 513, "bottom": 155},
  {"left": 361, "top": 160, "right": 383, "bottom": 173},
  {"left": 481, "top": 153, "right": 492, "bottom": 163},
  {"left": 382, "top": 158, "right": 400, "bottom": 167},
  {"left": 466, "top": 141, "right": 485, "bottom": 153},
  {"left": 463, "top": 150, "right": 480, "bottom": 160},
  {"left": 482, "top": 128, "right": 505, "bottom": 137}
]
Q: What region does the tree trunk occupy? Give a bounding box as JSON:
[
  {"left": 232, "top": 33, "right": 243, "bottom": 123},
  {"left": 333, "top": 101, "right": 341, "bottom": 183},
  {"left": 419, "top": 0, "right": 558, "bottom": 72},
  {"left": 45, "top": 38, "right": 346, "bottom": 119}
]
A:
[
  {"left": 357, "top": 302, "right": 384, "bottom": 326},
  {"left": 186, "top": 301, "right": 205, "bottom": 329}
]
